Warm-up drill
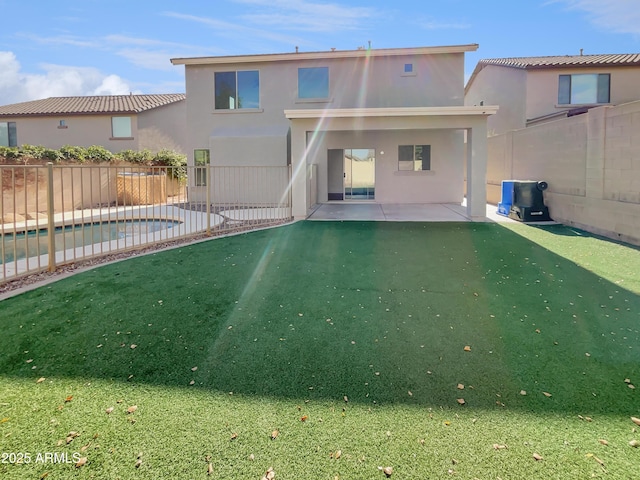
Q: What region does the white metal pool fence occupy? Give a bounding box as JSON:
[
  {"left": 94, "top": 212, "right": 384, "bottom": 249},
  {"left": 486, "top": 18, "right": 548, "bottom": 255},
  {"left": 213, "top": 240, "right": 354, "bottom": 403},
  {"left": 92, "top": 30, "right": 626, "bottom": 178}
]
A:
[{"left": 0, "top": 163, "right": 292, "bottom": 283}]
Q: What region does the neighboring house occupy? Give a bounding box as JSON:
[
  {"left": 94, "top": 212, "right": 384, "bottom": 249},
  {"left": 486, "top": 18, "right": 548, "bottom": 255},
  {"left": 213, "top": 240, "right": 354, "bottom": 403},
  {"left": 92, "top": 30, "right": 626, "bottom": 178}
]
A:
[
  {"left": 171, "top": 45, "right": 497, "bottom": 220},
  {"left": 0, "top": 94, "right": 187, "bottom": 153},
  {"left": 465, "top": 53, "right": 640, "bottom": 135}
]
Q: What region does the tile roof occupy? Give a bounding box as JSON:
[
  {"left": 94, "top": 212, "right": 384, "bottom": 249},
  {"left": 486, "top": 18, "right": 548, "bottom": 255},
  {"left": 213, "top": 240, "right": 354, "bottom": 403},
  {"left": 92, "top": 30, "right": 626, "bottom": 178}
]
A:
[
  {"left": 0, "top": 94, "right": 186, "bottom": 117},
  {"left": 477, "top": 53, "right": 640, "bottom": 69},
  {"left": 466, "top": 53, "right": 640, "bottom": 92}
]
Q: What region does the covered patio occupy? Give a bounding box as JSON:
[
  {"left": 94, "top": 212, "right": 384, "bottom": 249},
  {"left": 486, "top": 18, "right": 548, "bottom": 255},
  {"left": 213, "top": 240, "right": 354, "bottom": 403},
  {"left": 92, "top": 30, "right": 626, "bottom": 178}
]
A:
[{"left": 286, "top": 106, "right": 498, "bottom": 221}]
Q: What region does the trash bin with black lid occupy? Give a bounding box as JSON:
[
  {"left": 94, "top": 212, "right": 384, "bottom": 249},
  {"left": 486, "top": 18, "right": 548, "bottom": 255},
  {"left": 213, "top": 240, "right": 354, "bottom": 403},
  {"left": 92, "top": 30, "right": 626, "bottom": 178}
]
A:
[{"left": 497, "top": 180, "right": 552, "bottom": 222}]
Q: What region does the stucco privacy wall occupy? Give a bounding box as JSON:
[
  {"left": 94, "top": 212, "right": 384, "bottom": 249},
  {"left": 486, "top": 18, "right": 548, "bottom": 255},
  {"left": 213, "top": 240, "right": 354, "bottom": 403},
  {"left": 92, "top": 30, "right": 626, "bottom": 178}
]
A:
[{"left": 487, "top": 100, "right": 640, "bottom": 245}]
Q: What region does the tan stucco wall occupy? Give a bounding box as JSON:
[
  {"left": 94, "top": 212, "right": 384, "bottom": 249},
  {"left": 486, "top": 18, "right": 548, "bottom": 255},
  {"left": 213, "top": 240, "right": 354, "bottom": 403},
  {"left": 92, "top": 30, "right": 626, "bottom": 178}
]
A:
[
  {"left": 3, "top": 114, "right": 139, "bottom": 152},
  {"left": 4, "top": 103, "right": 186, "bottom": 154},
  {"left": 137, "top": 100, "right": 186, "bottom": 153},
  {"left": 311, "top": 129, "right": 464, "bottom": 204},
  {"left": 184, "top": 52, "right": 466, "bottom": 168},
  {"left": 487, "top": 101, "right": 640, "bottom": 245},
  {"left": 525, "top": 67, "right": 640, "bottom": 121},
  {"left": 466, "top": 65, "right": 640, "bottom": 135},
  {"left": 465, "top": 65, "right": 527, "bottom": 135}
]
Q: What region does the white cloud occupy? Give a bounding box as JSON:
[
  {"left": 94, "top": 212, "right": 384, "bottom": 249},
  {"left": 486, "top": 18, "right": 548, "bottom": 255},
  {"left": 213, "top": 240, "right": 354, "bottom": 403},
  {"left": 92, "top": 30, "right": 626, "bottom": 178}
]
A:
[
  {"left": 92, "top": 75, "right": 133, "bottom": 96},
  {"left": 550, "top": 0, "right": 640, "bottom": 35},
  {"left": 104, "top": 35, "right": 216, "bottom": 70},
  {"left": 163, "top": 11, "right": 309, "bottom": 46},
  {"left": 0, "top": 51, "right": 134, "bottom": 104},
  {"left": 234, "top": 0, "right": 377, "bottom": 32}
]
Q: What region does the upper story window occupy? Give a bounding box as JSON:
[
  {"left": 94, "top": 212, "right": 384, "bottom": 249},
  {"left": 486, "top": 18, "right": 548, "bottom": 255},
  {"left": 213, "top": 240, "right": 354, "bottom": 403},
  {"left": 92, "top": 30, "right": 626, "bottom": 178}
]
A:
[
  {"left": 215, "top": 70, "right": 260, "bottom": 109},
  {"left": 0, "top": 122, "right": 17, "bottom": 147},
  {"left": 398, "top": 145, "right": 431, "bottom": 171},
  {"left": 298, "top": 67, "right": 329, "bottom": 99},
  {"left": 111, "top": 116, "right": 132, "bottom": 138},
  {"left": 558, "top": 74, "right": 610, "bottom": 105}
]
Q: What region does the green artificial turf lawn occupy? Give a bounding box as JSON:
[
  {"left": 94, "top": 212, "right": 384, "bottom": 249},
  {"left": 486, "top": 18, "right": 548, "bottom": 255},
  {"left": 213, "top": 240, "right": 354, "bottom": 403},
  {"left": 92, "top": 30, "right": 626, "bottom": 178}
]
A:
[{"left": 1, "top": 221, "right": 639, "bottom": 479}]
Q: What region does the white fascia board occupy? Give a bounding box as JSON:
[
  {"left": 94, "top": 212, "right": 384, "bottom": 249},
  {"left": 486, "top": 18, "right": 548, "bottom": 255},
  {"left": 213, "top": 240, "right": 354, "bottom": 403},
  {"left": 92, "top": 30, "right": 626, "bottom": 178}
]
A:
[
  {"left": 171, "top": 44, "right": 479, "bottom": 66},
  {"left": 284, "top": 106, "right": 499, "bottom": 119}
]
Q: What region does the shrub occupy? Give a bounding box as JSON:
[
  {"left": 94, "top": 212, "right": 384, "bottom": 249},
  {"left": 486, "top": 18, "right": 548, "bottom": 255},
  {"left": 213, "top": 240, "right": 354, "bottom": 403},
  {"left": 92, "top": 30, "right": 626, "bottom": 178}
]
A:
[
  {"left": 19, "top": 144, "right": 46, "bottom": 160},
  {"left": 59, "top": 145, "right": 88, "bottom": 163},
  {"left": 0, "top": 146, "right": 20, "bottom": 161},
  {"left": 86, "top": 145, "right": 114, "bottom": 163},
  {"left": 42, "top": 148, "right": 65, "bottom": 163},
  {"left": 152, "top": 149, "right": 187, "bottom": 182}
]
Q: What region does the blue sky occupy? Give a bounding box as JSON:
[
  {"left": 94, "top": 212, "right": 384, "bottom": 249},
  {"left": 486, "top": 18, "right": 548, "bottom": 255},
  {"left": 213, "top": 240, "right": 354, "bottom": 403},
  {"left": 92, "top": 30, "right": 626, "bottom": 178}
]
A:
[{"left": 0, "top": 0, "right": 638, "bottom": 104}]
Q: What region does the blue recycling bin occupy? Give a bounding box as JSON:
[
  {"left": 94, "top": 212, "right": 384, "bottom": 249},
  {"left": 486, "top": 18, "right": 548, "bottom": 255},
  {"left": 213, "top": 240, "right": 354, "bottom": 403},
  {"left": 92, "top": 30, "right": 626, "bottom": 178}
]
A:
[{"left": 497, "top": 180, "right": 515, "bottom": 216}]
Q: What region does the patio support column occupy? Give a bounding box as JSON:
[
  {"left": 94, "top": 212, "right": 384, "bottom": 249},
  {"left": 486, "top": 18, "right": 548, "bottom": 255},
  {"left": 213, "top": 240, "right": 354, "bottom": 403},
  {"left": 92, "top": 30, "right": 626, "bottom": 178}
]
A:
[
  {"left": 290, "top": 119, "right": 309, "bottom": 220},
  {"left": 466, "top": 121, "right": 488, "bottom": 220}
]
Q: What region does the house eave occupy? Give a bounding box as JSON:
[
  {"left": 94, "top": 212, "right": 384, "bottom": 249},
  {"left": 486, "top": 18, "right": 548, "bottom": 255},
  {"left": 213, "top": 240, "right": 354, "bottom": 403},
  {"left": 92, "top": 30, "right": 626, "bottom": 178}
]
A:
[
  {"left": 171, "top": 44, "right": 479, "bottom": 66},
  {"left": 284, "top": 106, "right": 498, "bottom": 120}
]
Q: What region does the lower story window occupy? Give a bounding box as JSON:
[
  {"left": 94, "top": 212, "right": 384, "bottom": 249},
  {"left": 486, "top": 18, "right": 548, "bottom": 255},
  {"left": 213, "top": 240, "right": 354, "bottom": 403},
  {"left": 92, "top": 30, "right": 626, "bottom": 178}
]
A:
[
  {"left": 111, "top": 116, "right": 132, "bottom": 138},
  {"left": 194, "top": 149, "right": 210, "bottom": 186},
  {"left": 0, "top": 121, "right": 17, "bottom": 147},
  {"left": 398, "top": 145, "right": 431, "bottom": 171}
]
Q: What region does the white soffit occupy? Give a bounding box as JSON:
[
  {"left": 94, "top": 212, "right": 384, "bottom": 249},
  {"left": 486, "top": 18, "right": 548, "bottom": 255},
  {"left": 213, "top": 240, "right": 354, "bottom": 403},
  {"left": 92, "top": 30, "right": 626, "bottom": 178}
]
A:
[{"left": 284, "top": 106, "right": 498, "bottom": 119}]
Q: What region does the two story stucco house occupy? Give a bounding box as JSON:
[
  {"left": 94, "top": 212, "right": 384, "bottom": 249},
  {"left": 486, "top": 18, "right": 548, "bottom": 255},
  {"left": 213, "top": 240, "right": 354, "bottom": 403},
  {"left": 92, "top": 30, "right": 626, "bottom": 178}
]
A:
[
  {"left": 0, "top": 94, "right": 186, "bottom": 153},
  {"left": 171, "top": 45, "right": 497, "bottom": 220},
  {"left": 465, "top": 53, "right": 640, "bottom": 135}
]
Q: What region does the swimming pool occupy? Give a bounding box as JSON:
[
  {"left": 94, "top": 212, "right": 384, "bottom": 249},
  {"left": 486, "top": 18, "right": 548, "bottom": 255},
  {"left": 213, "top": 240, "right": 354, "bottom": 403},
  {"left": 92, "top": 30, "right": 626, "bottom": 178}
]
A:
[{"left": 0, "top": 219, "right": 181, "bottom": 264}]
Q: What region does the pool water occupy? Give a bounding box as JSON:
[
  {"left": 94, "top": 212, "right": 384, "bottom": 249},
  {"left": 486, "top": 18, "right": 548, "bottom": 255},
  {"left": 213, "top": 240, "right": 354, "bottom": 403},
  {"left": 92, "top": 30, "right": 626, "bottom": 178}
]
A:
[{"left": 1, "top": 219, "right": 181, "bottom": 264}]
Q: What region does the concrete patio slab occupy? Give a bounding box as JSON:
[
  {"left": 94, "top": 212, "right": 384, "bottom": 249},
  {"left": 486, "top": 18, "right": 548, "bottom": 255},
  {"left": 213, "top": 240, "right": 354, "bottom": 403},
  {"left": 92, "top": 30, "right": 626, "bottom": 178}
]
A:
[{"left": 307, "top": 202, "right": 556, "bottom": 224}]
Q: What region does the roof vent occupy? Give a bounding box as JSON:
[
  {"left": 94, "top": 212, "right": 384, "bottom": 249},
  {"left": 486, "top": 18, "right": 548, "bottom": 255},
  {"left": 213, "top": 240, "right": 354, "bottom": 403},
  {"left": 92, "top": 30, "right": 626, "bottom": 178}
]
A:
[
  {"left": 580, "top": 48, "right": 583, "bottom": 56},
  {"left": 295, "top": 46, "right": 299, "bottom": 53}
]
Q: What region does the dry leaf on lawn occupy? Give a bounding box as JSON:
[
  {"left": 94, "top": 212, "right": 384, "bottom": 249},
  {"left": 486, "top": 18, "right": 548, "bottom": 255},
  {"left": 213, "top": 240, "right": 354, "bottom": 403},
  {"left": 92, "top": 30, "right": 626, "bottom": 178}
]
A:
[
  {"left": 105, "top": 407, "right": 114, "bottom": 414},
  {"left": 261, "top": 467, "right": 275, "bottom": 480},
  {"left": 271, "top": 430, "right": 279, "bottom": 440},
  {"left": 457, "top": 398, "right": 465, "bottom": 405},
  {"left": 335, "top": 450, "right": 342, "bottom": 459},
  {"left": 542, "top": 392, "right": 552, "bottom": 397},
  {"left": 65, "top": 396, "right": 73, "bottom": 403},
  {"left": 457, "top": 384, "right": 464, "bottom": 390},
  {"left": 207, "top": 463, "right": 213, "bottom": 475},
  {"left": 598, "top": 439, "right": 609, "bottom": 445},
  {"left": 493, "top": 444, "right": 508, "bottom": 450},
  {"left": 36, "top": 377, "right": 46, "bottom": 384},
  {"left": 127, "top": 405, "right": 138, "bottom": 414},
  {"left": 630, "top": 440, "right": 639, "bottom": 448},
  {"left": 533, "top": 453, "right": 543, "bottom": 461},
  {"left": 75, "top": 457, "right": 87, "bottom": 468},
  {"left": 463, "top": 346, "right": 471, "bottom": 352},
  {"left": 631, "top": 417, "right": 640, "bottom": 426}
]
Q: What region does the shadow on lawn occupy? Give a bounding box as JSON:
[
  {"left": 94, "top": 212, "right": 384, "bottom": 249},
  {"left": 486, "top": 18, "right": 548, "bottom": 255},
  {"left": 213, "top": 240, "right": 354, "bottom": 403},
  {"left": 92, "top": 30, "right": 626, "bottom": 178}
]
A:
[{"left": 1, "top": 221, "right": 639, "bottom": 414}]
